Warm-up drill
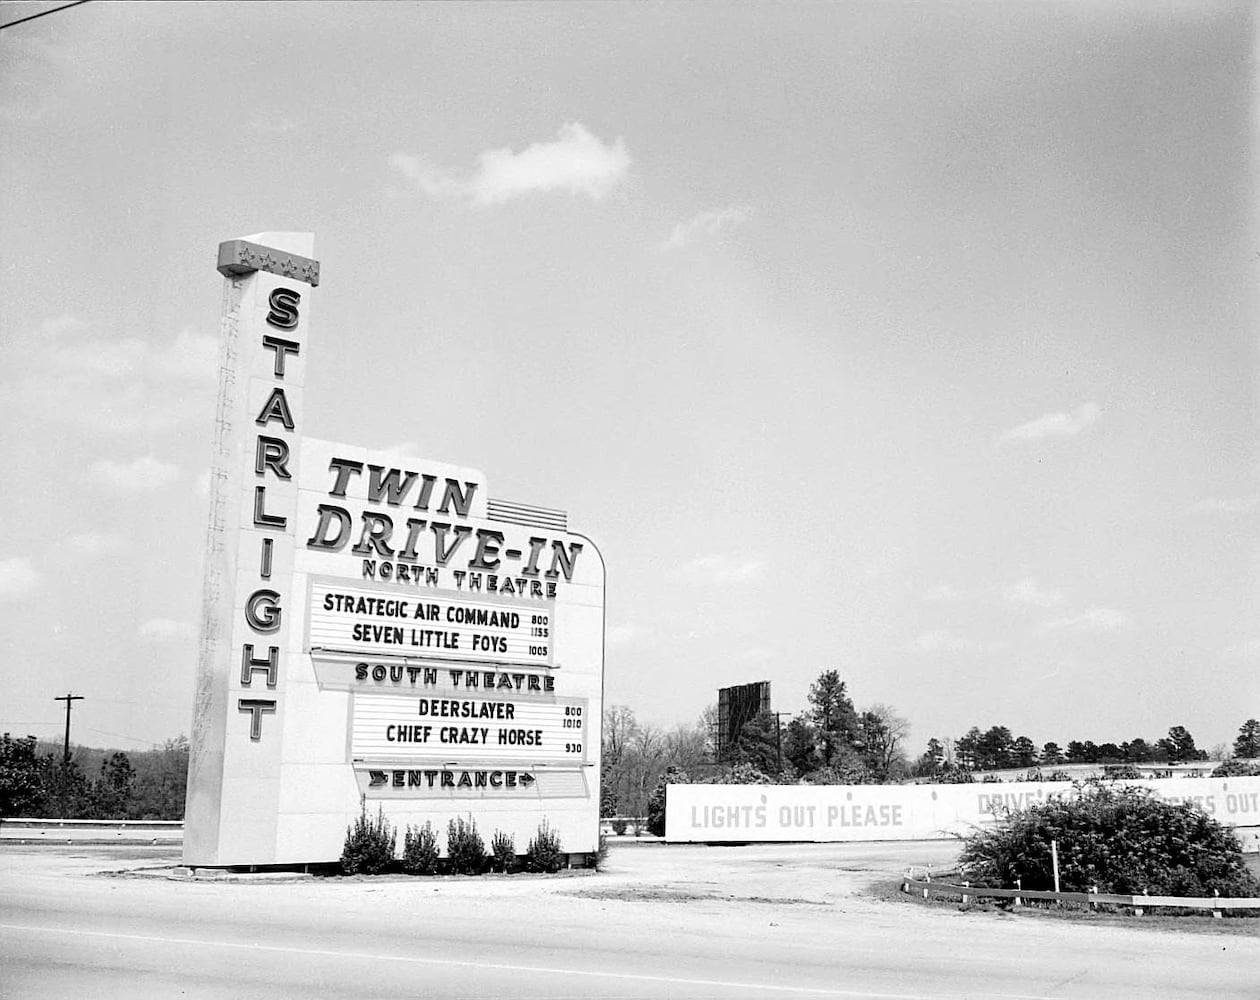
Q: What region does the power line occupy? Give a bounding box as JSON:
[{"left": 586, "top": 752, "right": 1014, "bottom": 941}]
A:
[
  {"left": 81, "top": 725, "right": 170, "bottom": 748},
  {"left": 0, "top": 1, "right": 90, "bottom": 31}
]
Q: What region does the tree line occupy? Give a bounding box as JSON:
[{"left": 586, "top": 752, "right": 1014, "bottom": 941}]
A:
[
  {"left": 601, "top": 670, "right": 910, "bottom": 818},
  {"left": 0, "top": 733, "right": 189, "bottom": 820},
  {"left": 911, "top": 718, "right": 1260, "bottom": 779}
]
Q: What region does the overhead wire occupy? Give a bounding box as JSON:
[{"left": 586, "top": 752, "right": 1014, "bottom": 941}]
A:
[{"left": 0, "top": 1, "right": 90, "bottom": 31}]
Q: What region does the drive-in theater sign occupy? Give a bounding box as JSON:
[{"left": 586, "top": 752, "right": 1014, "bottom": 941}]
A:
[{"left": 184, "top": 233, "right": 605, "bottom": 866}]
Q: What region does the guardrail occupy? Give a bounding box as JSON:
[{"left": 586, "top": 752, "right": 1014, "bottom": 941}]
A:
[
  {"left": 901, "top": 870, "right": 1260, "bottom": 917},
  {"left": 0, "top": 818, "right": 183, "bottom": 844}
]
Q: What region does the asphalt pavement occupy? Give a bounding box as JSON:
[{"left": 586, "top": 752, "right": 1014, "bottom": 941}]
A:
[{"left": 2, "top": 841, "right": 1256, "bottom": 999}]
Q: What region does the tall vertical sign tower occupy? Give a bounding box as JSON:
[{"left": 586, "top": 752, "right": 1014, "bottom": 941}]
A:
[
  {"left": 185, "top": 233, "right": 318, "bottom": 864},
  {"left": 186, "top": 234, "right": 605, "bottom": 867}
]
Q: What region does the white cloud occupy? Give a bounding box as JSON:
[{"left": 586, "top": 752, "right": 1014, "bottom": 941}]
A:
[
  {"left": 738, "top": 646, "right": 776, "bottom": 662},
  {"left": 1222, "top": 638, "right": 1260, "bottom": 659},
  {"left": 1041, "top": 607, "right": 1129, "bottom": 632},
  {"left": 678, "top": 554, "right": 765, "bottom": 584},
  {"left": 0, "top": 556, "right": 38, "bottom": 601},
  {"left": 1004, "top": 577, "right": 1066, "bottom": 608},
  {"left": 909, "top": 631, "right": 971, "bottom": 653},
  {"left": 661, "top": 205, "right": 754, "bottom": 251},
  {"left": 3, "top": 317, "right": 218, "bottom": 434},
  {"left": 999, "top": 402, "right": 1100, "bottom": 442},
  {"left": 923, "top": 583, "right": 965, "bottom": 602},
  {"left": 379, "top": 441, "right": 420, "bottom": 459},
  {"left": 67, "top": 532, "right": 123, "bottom": 556},
  {"left": 138, "top": 618, "right": 196, "bottom": 642},
  {"left": 390, "top": 123, "right": 631, "bottom": 207},
  {"left": 92, "top": 456, "right": 181, "bottom": 492},
  {"left": 1188, "top": 495, "right": 1258, "bottom": 514}
]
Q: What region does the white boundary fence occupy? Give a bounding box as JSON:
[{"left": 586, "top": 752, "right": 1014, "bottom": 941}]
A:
[
  {"left": 0, "top": 819, "right": 183, "bottom": 844},
  {"left": 902, "top": 870, "right": 1260, "bottom": 917},
  {"left": 665, "top": 775, "right": 1260, "bottom": 851}
]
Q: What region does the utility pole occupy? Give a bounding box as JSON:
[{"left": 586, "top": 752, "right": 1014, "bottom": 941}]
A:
[
  {"left": 53, "top": 693, "right": 84, "bottom": 765},
  {"left": 773, "top": 712, "right": 793, "bottom": 774}
]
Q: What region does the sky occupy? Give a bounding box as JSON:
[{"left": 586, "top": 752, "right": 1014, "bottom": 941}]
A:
[{"left": 1, "top": 1, "right": 1257, "bottom": 757}]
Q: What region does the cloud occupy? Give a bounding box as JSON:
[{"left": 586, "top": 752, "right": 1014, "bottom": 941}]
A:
[
  {"left": 661, "top": 205, "right": 753, "bottom": 251},
  {"left": 1041, "top": 607, "right": 1129, "bottom": 632},
  {"left": 138, "top": 618, "right": 197, "bottom": 642},
  {"left": 1222, "top": 638, "right": 1260, "bottom": 659},
  {"left": 0, "top": 557, "right": 38, "bottom": 601},
  {"left": 909, "top": 631, "right": 976, "bottom": 653},
  {"left": 738, "top": 646, "right": 776, "bottom": 662},
  {"left": 92, "top": 456, "right": 181, "bottom": 492},
  {"left": 1188, "top": 496, "right": 1258, "bottom": 514},
  {"left": 390, "top": 123, "right": 631, "bottom": 207},
  {"left": 678, "top": 554, "right": 765, "bottom": 584},
  {"left": 923, "top": 583, "right": 965, "bottom": 602},
  {"left": 999, "top": 402, "right": 1100, "bottom": 442},
  {"left": 67, "top": 532, "right": 124, "bottom": 556},
  {"left": 379, "top": 441, "right": 420, "bottom": 459},
  {"left": 1004, "top": 577, "right": 1066, "bottom": 608},
  {"left": 2, "top": 316, "right": 218, "bottom": 434}
]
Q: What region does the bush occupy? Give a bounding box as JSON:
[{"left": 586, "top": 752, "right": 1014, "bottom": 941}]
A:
[
  {"left": 959, "top": 782, "right": 1260, "bottom": 897},
  {"left": 611, "top": 818, "right": 628, "bottom": 835},
  {"left": 1212, "top": 759, "right": 1260, "bottom": 778},
  {"left": 933, "top": 763, "right": 974, "bottom": 784},
  {"left": 446, "top": 814, "right": 486, "bottom": 874},
  {"left": 341, "top": 805, "right": 396, "bottom": 875},
  {"left": 490, "top": 829, "right": 515, "bottom": 872},
  {"left": 646, "top": 766, "right": 690, "bottom": 836},
  {"left": 524, "top": 819, "right": 564, "bottom": 873},
  {"left": 402, "top": 821, "right": 441, "bottom": 875}
]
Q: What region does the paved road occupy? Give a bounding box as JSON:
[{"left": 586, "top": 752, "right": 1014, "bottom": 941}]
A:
[{"left": 2, "top": 842, "right": 1256, "bottom": 999}]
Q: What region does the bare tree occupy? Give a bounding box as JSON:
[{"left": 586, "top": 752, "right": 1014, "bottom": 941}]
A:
[
  {"left": 859, "top": 703, "right": 910, "bottom": 780},
  {"left": 662, "top": 720, "right": 708, "bottom": 774}
]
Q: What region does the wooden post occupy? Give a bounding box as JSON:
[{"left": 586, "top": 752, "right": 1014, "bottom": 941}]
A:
[
  {"left": 961, "top": 881, "right": 970, "bottom": 905},
  {"left": 1212, "top": 889, "right": 1222, "bottom": 919},
  {"left": 1050, "top": 839, "right": 1060, "bottom": 893},
  {"left": 1013, "top": 878, "right": 1022, "bottom": 908}
]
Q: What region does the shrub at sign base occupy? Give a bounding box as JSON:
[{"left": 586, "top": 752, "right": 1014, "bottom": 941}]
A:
[
  {"left": 490, "top": 830, "right": 516, "bottom": 872},
  {"left": 525, "top": 820, "right": 564, "bottom": 873},
  {"left": 402, "top": 821, "right": 440, "bottom": 875},
  {"left": 447, "top": 815, "right": 487, "bottom": 875},
  {"left": 341, "top": 806, "right": 396, "bottom": 875},
  {"left": 959, "top": 783, "right": 1260, "bottom": 898}
]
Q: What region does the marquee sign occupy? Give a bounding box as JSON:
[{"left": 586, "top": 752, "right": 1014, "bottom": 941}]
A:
[
  {"left": 307, "top": 580, "right": 554, "bottom": 666},
  {"left": 184, "top": 233, "right": 605, "bottom": 867},
  {"left": 350, "top": 693, "right": 587, "bottom": 763}
]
